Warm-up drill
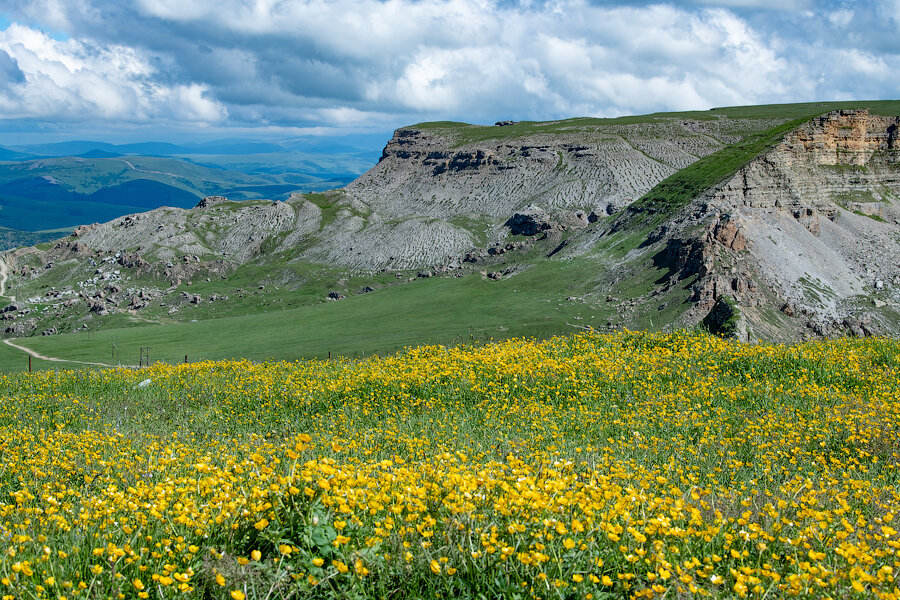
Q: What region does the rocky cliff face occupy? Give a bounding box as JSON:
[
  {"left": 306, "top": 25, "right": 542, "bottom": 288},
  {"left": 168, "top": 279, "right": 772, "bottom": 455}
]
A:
[
  {"left": 345, "top": 119, "right": 745, "bottom": 222},
  {"left": 788, "top": 110, "right": 900, "bottom": 165},
  {"left": 319, "top": 116, "right": 763, "bottom": 269},
  {"left": 670, "top": 110, "right": 900, "bottom": 339}
]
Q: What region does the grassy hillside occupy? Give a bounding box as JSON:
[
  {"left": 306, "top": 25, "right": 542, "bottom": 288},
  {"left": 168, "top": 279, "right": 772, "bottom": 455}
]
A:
[
  {"left": 4, "top": 256, "right": 632, "bottom": 368},
  {"left": 0, "top": 332, "right": 896, "bottom": 598},
  {"left": 619, "top": 116, "right": 812, "bottom": 228}
]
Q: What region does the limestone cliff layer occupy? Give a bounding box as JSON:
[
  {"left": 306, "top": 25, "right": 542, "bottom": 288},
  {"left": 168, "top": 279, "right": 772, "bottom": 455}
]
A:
[
  {"left": 685, "top": 110, "right": 900, "bottom": 338},
  {"left": 343, "top": 118, "right": 754, "bottom": 222}
]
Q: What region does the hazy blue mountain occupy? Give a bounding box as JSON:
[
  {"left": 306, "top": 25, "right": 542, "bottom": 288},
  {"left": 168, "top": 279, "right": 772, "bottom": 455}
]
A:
[
  {"left": 185, "top": 141, "right": 286, "bottom": 154},
  {"left": 12, "top": 132, "right": 388, "bottom": 159},
  {"left": 0, "top": 146, "right": 38, "bottom": 161},
  {"left": 0, "top": 177, "right": 81, "bottom": 204},
  {"left": 77, "top": 149, "right": 125, "bottom": 158},
  {"left": 13, "top": 140, "right": 120, "bottom": 156},
  {"left": 0, "top": 177, "right": 200, "bottom": 230},
  {"left": 87, "top": 179, "right": 200, "bottom": 209},
  {"left": 0, "top": 132, "right": 384, "bottom": 233},
  {"left": 114, "top": 142, "right": 195, "bottom": 155}
]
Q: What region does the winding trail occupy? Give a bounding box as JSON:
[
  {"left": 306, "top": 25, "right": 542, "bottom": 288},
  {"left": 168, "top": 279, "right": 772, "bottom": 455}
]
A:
[
  {"left": 116, "top": 159, "right": 184, "bottom": 179},
  {"left": 0, "top": 255, "right": 118, "bottom": 368},
  {"left": 3, "top": 337, "right": 115, "bottom": 367}
]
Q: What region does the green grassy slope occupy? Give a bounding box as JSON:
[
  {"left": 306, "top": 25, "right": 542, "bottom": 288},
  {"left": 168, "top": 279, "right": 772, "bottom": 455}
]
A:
[
  {"left": 0, "top": 342, "right": 56, "bottom": 372},
  {"left": 3, "top": 256, "right": 636, "bottom": 368},
  {"left": 617, "top": 117, "right": 811, "bottom": 229}
]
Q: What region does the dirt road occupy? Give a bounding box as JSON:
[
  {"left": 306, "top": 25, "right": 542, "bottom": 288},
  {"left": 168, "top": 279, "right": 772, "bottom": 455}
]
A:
[{"left": 3, "top": 338, "right": 116, "bottom": 367}]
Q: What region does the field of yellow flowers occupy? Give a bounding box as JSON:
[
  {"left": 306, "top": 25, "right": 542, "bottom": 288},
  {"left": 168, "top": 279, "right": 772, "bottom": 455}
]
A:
[{"left": 0, "top": 330, "right": 897, "bottom": 599}]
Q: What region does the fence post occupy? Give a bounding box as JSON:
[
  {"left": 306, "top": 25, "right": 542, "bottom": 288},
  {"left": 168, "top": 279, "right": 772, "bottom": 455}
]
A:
[{"left": 28, "top": 355, "right": 31, "bottom": 373}]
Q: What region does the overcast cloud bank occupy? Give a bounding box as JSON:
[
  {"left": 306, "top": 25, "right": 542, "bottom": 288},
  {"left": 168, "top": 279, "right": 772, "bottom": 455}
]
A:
[{"left": 0, "top": 0, "right": 897, "bottom": 142}]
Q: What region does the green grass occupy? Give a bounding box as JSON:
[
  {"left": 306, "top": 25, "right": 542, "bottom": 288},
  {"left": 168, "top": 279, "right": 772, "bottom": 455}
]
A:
[
  {"left": 0, "top": 341, "right": 57, "bottom": 372},
  {"left": 620, "top": 117, "right": 812, "bottom": 228},
  {"left": 412, "top": 99, "right": 900, "bottom": 146},
  {"left": 11, "top": 257, "right": 620, "bottom": 367},
  {"left": 855, "top": 210, "right": 888, "bottom": 222},
  {"left": 0, "top": 332, "right": 897, "bottom": 598}
]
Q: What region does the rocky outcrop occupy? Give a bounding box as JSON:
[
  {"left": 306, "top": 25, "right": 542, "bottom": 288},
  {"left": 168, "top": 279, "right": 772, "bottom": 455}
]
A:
[
  {"left": 711, "top": 214, "right": 747, "bottom": 251},
  {"left": 60, "top": 196, "right": 313, "bottom": 265},
  {"left": 506, "top": 206, "right": 558, "bottom": 236},
  {"left": 677, "top": 110, "right": 900, "bottom": 338},
  {"left": 195, "top": 195, "right": 229, "bottom": 209},
  {"left": 654, "top": 212, "right": 760, "bottom": 314},
  {"left": 786, "top": 110, "right": 900, "bottom": 166},
  {"left": 347, "top": 117, "right": 750, "bottom": 225}
]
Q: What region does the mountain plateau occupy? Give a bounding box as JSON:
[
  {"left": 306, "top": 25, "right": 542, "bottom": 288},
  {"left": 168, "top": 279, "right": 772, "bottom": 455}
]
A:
[{"left": 0, "top": 102, "right": 897, "bottom": 363}]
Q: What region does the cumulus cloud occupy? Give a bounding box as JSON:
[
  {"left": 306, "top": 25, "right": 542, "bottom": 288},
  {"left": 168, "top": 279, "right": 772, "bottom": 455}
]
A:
[
  {"left": 0, "top": 23, "right": 226, "bottom": 123},
  {"left": 686, "top": 0, "right": 813, "bottom": 9},
  {"left": 0, "top": 49, "right": 23, "bottom": 84},
  {"left": 0, "top": 0, "right": 896, "bottom": 138}
]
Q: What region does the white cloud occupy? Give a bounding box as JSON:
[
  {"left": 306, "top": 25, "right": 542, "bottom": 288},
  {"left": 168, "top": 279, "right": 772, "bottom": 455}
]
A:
[
  {"left": 0, "top": 23, "right": 227, "bottom": 123},
  {"left": 165, "top": 84, "right": 229, "bottom": 122},
  {"left": 0, "top": 0, "right": 896, "bottom": 137},
  {"left": 882, "top": 0, "right": 900, "bottom": 23},
  {"left": 353, "top": 2, "right": 800, "bottom": 120},
  {"left": 841, "top": 49, "right": 889, "bottom": 76},
  {"left": 688, "top": 0, "right": 812, "bottom": 9},
  {"left": 134, "top": 0, "right": 217, "bottom": 22},
  {"left": 827, "top": 9, "right": 854, "bottom": 27}
]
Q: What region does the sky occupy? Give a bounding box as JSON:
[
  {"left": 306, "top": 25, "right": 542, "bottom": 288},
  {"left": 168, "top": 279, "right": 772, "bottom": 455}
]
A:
[{"left": 0, "top": 0, "right": 897, "bottom": 145}]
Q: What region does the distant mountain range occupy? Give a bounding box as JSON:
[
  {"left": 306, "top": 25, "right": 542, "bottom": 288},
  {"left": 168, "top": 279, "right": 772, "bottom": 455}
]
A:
[
  {"left": 0, "top": 133, "right": 386, "bottom": 243},
  {"left": 0, "top": 132, "right": 387, "bottom": 160}
]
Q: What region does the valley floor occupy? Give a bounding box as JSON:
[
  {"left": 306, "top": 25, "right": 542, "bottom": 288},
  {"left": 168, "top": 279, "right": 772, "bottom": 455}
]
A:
[{"left": 0, "top": 257, "right": 652, "bottom": 371}]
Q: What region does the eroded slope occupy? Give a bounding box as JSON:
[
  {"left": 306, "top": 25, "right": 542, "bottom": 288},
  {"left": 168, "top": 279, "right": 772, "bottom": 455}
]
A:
[
  {"left": 617, "top": 109, "right": 900, "bottom": 340},
  {"left": 2, "top": 106, "right": 899, "bottom": 345}
]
